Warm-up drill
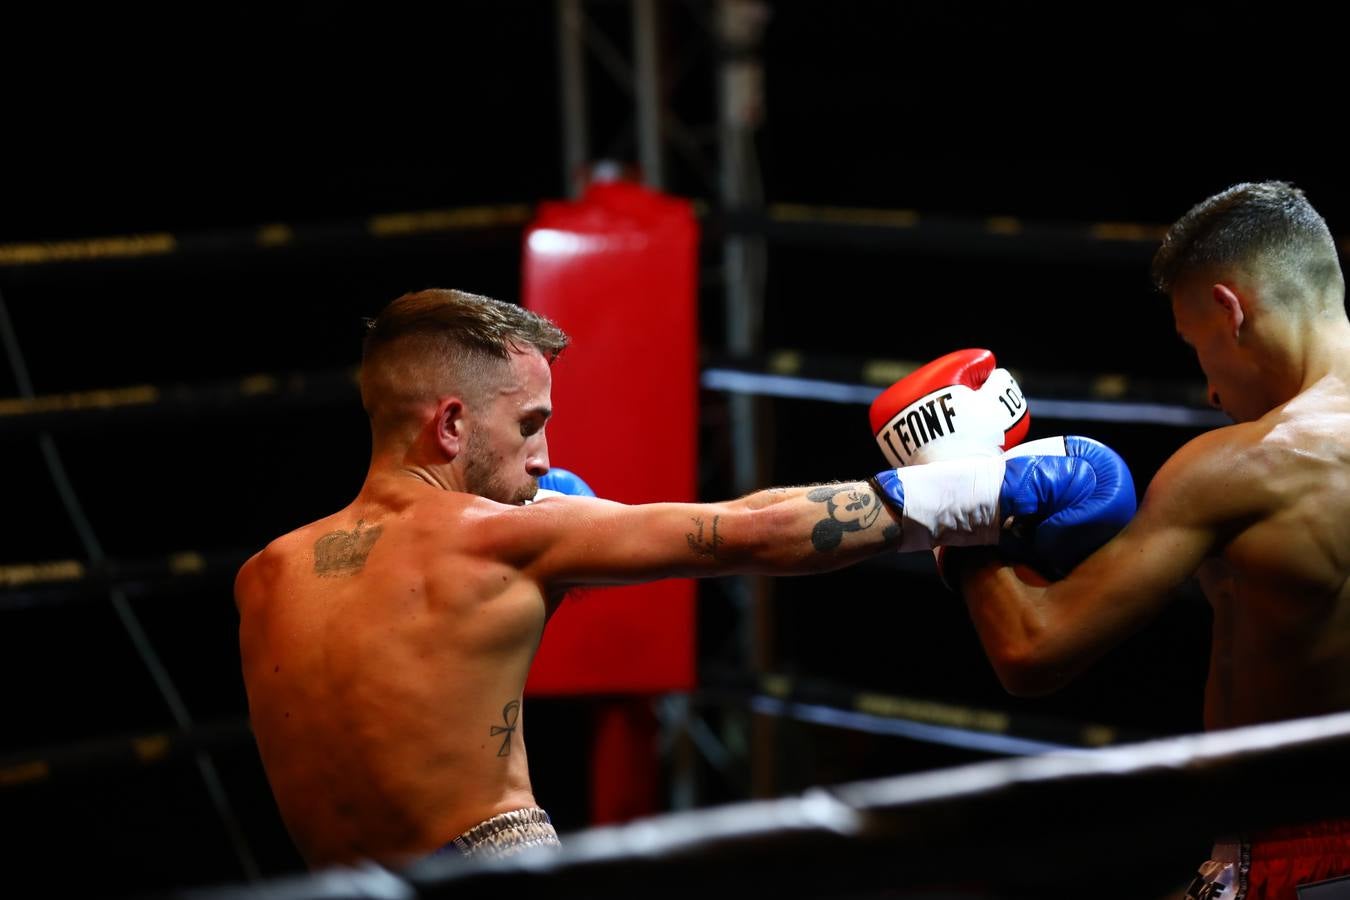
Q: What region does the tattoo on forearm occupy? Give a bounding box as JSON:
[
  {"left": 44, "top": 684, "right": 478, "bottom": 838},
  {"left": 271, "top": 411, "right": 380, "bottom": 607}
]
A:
[
  {"left": 490, "top": 701, "right": 521, "bottom": 757},
  {"left": 807, "top": 484, "right": 889, "bottom": 551},
  {"left": 687, "top": 515, "right": 724, "bottom": 559},
  {"left": 313, "top": 519, "right": 384, "bottom": 577}
]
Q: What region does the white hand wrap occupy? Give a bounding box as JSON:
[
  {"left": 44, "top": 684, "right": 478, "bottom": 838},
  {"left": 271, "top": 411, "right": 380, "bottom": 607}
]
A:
[
  {"left": 528, "top": 488, "right": 567, "bottom": 503},
  {"left": 890, "top": 456, "right": 1006, "bottom": 552}
]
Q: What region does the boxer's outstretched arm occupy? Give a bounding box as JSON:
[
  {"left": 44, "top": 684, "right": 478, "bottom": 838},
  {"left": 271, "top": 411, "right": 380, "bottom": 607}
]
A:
[
  {"left": 481, "top": 481, "right": 904, "bottom": 590},
  {"left": 958, "top": 425, "right": 1269, "bottom": 696}
]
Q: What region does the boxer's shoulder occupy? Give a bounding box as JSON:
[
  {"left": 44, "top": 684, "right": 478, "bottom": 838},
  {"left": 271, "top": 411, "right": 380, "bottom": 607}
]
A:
[
  {"left": 1142, "top": 422, "right": 1287, "bottom": 525},
  {"left": 234, "top": 532, "right": 296, "bottom": 610}
]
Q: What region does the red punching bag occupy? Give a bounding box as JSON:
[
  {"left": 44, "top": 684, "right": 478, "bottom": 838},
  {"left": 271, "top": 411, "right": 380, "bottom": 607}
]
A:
[{"left": 521, "top": 178, "right": 699, "bottom": 823}]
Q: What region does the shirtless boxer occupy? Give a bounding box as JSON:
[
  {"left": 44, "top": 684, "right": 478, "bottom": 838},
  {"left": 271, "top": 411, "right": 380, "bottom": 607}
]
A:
[
  {"left": 234, "top": 288, "right": 1132, "bottom": 869},
  {"left": 941, "top": 182, "right": 1350, "bottom": 898}
]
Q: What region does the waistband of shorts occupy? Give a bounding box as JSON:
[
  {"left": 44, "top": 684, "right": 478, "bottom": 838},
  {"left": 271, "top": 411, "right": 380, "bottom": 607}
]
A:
[
  {"left": 447, "top": 807, "right": 557, "bottom": 856},
  {"left": 457, "top": 807, "right": 552, "bottom": 841}
]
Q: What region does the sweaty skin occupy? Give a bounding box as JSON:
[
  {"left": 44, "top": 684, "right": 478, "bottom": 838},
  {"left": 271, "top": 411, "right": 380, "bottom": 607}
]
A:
[{"left": 235, "top": 348, "right": 901, "bottom": 868}]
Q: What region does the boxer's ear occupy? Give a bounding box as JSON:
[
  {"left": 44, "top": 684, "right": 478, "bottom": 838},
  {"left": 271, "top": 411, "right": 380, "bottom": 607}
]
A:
[
  {"left": 436, "top": 397, "right": 466, "bottom": 459},
  {"left": 1212, "top": 283, "right": 1245, "bottom": 341}
]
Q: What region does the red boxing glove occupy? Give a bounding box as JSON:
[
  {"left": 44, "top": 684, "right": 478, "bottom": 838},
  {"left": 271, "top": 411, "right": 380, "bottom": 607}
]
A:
[{"left": 870, "top": 348, "right": 1030, "bottom": 468}]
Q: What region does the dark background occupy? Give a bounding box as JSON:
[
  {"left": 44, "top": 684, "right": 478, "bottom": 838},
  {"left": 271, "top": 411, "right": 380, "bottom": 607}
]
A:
[{"left": 1, "top": 2, "right": 1344, "bottom": 895}]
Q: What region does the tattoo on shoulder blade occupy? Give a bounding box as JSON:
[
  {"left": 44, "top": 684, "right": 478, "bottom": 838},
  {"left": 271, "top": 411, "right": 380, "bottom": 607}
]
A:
[
  {"left": 807, "top": 483, "right": 886, "bottom": 552},
  {"left": 313, "top": 519, "right": 384, "bottom": 577},
  {"left": 687, "top": 516, "right": 724, "bottom": 559},
  {"left": 490, "top": 701, "right": 520, "bottom": 757}
]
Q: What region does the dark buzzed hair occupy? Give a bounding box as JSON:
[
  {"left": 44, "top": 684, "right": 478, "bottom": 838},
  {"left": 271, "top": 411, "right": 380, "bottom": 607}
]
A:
[
  {"left": 1151, "top": 181, "right": 1344, "bottom": 311},
  {"left": 360, "top": 289, "right": 569, "bottom": 436}
]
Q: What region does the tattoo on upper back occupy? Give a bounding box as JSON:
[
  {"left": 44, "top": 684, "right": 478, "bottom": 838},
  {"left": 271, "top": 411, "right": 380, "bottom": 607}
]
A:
[
  {"left": 313, "top": 519, "right": 384, "bottom": 577},
  {"left": 490, "top": 701, "right": 520, "bottom": 757},
  {"left": 807, "top": 483, "right": 896, "bottom": 551},
  {"left": 687, "top": 516, "right": 724, "bottom": 559}
]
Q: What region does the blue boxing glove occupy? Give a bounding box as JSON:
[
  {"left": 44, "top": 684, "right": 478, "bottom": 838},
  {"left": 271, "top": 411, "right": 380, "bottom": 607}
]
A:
[
  {"left": 995, "top": 435, "right": 1136, "bottom": 577},
  {"left": 869, "top": 434, "right": 1136, "bottom": 574},
  {"left": 532, "top": 467, "right": 597, "bottom": 501}
]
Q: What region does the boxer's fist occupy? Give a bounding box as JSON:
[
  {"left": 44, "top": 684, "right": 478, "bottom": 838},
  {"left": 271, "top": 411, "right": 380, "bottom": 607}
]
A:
[
  {"left": 870, "top": 348, "right": 1030, "bottom": 468},
  {"left": 532, "top": 467, "right": 596, "bottom": 501},
  {"left": 869, "top": 434, "right": 1135, "bottom": 559},
  {"left": 996, "top": 435, "right": 1136, "bottom": 577}
]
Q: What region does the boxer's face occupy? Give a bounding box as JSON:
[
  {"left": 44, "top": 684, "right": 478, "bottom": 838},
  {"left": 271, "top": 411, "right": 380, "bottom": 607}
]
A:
[
  {"left": 1171, "top": 279, "right": 1262, "bottom": 422},
  {"left": 462, "top": 347, "right": 553, "bottom": 505}
]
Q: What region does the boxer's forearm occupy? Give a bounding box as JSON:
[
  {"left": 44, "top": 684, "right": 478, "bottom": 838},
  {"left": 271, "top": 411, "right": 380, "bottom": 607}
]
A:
[
  {"left": 722, "top": 481, "right": 903, "bottom": 574},
  {"left": 959, "top": 555, "right": 1080, "bottom": 696}
]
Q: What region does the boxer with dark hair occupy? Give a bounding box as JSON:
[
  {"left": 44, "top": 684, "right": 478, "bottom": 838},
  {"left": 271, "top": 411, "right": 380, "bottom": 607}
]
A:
[
  {"left": 235, "top": 288, "right": 1132, "bottom": 869},
  {"left": 945, "top": 183, "right": 1350, "bottom": 897}
]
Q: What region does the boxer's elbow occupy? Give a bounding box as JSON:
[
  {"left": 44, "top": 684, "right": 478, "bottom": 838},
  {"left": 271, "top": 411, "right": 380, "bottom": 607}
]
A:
[
  {"left": 985, "top": 638, "right": 1074, "bottom": 698},
  {"left": 993, "top": 658, "right": 1069, "bottom": 698},
  {"left": 969, "top": 580, "right": 1079, "bottom": 696}
]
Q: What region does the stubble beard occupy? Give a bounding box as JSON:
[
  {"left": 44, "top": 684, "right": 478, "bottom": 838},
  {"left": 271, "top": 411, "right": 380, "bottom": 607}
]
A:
[{"left": 463, "top": 435, "right": 538, "bottom": 505}]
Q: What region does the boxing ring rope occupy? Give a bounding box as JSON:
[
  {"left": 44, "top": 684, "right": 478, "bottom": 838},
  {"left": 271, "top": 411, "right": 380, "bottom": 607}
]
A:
[
  {"left": 0, "top": 548, "right": 251, "bottom": 612},
  {"left": 699, "top": 367, "right": 1229, "bottom": 427},
  {"left": 701, "top": 669, "right": 1153, "bottom": 753},
  {"left": 0, "top": 718, "right": 252, "bottom": 791},
  {"left": 0, "top": 356, "right": 1222, "bottom": 446},
  {"left": 0, "top": 369, "right": 360, "bottom": 441},
  {"left": 0, "top": 205, "right": 534, "bottom": 270},
  {"left": 172, "top": 711, "right": 1350, "bottom": 900},
  {"left": 0, "top": 202, "right": 1193, "bottom": 275}
]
